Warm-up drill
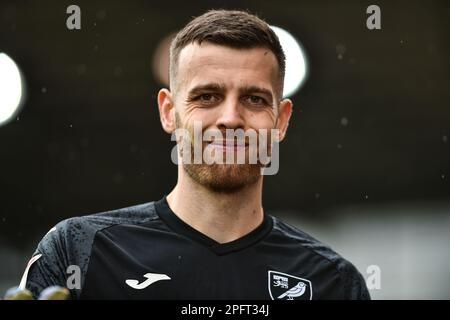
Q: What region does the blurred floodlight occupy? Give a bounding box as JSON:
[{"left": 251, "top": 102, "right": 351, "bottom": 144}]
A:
[
  {"left": 270, "top": 26, "right": 308, "bottom": 98},
  {"left": 152, "top": 33, "right": 174, "bottom": 87},
  {"left": 0, "top": 53, "right": 24, "bottom": 126}
]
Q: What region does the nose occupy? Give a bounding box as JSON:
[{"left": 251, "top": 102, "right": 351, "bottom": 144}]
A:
[{"left": 215, "top": 96, "right": 245, "bottom": 130}]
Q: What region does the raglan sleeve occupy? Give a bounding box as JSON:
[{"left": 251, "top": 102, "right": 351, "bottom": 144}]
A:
[
  {"left": 338, "top": 259, "right": 371, "bottom": 300},
  {"left": 21, "top": 221, "right": 72, "bottom": 299}
]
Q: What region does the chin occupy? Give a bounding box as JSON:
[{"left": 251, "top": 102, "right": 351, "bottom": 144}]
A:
[{"left": 183, "top": 163, "right": 262, "bottom": 193}]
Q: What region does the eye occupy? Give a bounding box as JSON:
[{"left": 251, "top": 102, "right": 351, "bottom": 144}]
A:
[
  {"left": 245, "top": 95, "right": 268, "bottom": 106},
  {"left": 200, "top": 93, "right": 212, "bottom": 101},
  {"left": 198, "top": 93, "right": 218, "bottom": 103}
]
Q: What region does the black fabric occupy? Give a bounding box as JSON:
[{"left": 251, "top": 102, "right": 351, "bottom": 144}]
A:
[
  {"left": 154, "top": 197, "right": 273, "bottom": 255},
  {"left": 24, "top": 196, "right": 370, "bottom": 300}
]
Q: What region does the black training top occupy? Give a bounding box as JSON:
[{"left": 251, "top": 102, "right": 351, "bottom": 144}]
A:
[{"left": 22, "top": 196, "right": 370, "bottom": 300}]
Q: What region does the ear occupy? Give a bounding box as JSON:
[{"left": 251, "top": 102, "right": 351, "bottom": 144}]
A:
[
  {"left": 157, "top": 88, "right": 176, "bottom": 134},
  {"left": 275, "top": 98, "right": 293, "bottom": 142}
]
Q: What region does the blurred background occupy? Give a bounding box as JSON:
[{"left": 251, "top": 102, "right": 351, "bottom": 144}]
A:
[{"left": 0, "top": 0, "right": 449, "bottom": 299}]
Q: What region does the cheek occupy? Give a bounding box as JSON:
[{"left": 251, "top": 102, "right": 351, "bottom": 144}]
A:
[
  {"left": 246, "top": 110, "right": 278, "bottom": 129},
  {"left": 181, "top": 105, "right": 216, "bottom": 128}
]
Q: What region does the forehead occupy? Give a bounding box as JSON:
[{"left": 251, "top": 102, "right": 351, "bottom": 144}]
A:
[{"left": 176, "top": 42, "right": 279, "bottom": 92}]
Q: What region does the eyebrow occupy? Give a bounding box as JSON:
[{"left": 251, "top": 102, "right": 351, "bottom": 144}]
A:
[
  {"left": 239, "top": 85, "right": 274, "bottom": 102},
  {"left": 187, "top": 83, "right": 274, "bottom": 102},
  {"left": 187, "top": 83, "right": 226, "bottom": 97}
]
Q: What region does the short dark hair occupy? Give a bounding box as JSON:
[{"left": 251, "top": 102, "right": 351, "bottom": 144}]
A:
[{"left": 169, "top": 9, "right": 285, "bottom": 95}]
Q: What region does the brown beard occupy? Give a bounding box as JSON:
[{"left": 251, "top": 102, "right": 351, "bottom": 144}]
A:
[
  {"left": 175, "top": 113, "right": 265, "bottom": 193},
  {"left": 183, "top": 161, "right": 262, "bottom": 193}
]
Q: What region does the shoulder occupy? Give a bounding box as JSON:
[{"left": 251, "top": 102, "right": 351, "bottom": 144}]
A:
[
  {"left": 48, "top": 201, "right": 158, "bottom": 243},
  {"left": 270, "top": 216, "right": 346, "bottom": 267},
  {"left": 25, "top": 201, "right": 159, "bottom": 298},
  {"left": 37, "top": 201, "right": 159, "bottom": 262},
  {"left": 270, "top": 216, "right": 370, "bottom": 299}
]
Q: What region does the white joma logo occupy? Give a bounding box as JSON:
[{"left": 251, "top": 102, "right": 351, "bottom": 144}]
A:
[{"left": 125, "top": 273, "right": 171, "bottom": 289}]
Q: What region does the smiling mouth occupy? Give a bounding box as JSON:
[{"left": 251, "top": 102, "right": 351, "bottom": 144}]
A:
[{"left": 207, "top": 140, "right": 249, "bottom": 148}]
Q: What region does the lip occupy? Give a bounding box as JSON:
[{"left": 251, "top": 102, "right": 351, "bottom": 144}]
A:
[{"left": 208, "top": 140, "right": 248, "bottom": 147}]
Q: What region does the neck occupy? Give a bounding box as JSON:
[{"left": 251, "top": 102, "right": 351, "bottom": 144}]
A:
[{"left": 166, "top": 168, "right": 264, "bottom": 244}]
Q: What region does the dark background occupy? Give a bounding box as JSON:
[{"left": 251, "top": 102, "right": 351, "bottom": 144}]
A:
[{"left": 0, "top": 0, "right": 449, "bottom": 252}]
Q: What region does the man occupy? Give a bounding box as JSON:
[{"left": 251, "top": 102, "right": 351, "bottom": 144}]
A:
[{"left": 21, "top": 9, "right": 370, "bottom": 300}]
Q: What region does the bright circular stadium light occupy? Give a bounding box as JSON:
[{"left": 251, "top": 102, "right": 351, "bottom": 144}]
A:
[
  {"left": 270, "top": 26, "right": 308, "bottom": 98},
  {"left": 0, "top": 53, "right": 24, "bottom": 126}
]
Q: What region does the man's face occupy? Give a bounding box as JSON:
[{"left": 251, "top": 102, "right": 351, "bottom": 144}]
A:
[{"left": 161, "top": 42, "right": 292, "bottom": 192}]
